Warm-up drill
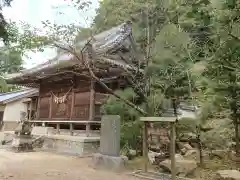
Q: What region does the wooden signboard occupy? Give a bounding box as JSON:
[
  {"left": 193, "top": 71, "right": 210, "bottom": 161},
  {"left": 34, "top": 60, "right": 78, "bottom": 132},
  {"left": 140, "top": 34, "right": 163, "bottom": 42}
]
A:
[{"left": 141, "top": 117, "right": 177, "bottom": 180}]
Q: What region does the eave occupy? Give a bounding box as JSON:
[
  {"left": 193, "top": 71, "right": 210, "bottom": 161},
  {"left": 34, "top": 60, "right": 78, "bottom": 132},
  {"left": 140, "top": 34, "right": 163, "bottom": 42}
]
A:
[
  {"left": 0, "top": 89, "right": 39, "bottom": 104},
  {"left": 5, "top": 21, "right": 144, "bottom": 87}
]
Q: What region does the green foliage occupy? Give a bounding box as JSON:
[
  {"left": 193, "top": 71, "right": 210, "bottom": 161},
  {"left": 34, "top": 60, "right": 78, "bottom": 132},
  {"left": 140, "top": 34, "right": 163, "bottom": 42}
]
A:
[
  {"left": 102, "top": 88, "right": 140, "bottom": 122},
  {"left": 0, "top": 0, "right": 14, "bottom": 44},
  {"left": 94, "top": 0, "right": 240, "bottom": 152},
  {"left": 120, "top": 121, "right": 142, "bottom": 149},
  {"left": 201, "top": 118, "right": 234, "bottom": 150}
]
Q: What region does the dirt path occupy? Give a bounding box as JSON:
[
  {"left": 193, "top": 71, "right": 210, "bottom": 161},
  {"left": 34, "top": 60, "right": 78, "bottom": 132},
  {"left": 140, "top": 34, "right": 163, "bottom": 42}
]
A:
[{"left": 0, "top": 149, "right": 138, "bottom": 180}]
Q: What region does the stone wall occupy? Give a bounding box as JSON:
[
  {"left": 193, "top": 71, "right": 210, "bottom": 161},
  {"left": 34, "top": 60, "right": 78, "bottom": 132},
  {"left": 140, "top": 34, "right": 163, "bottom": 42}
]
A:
[
  {"left": 2, "top": 121, "right": 18, "bottom": 131},
  {"left": 41, "top": 135, "right": 100, "bottom": 156}
]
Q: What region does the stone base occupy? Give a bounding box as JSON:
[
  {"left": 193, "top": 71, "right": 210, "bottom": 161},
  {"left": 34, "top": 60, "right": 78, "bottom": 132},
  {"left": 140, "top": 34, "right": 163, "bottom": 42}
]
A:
[
  {"left": 32, "top": 126, "right": 54, "bottom": 135},
  {"left": 42, "top": 135, "right": 100, "bottom": 156},
  {"left": 3, "top": 131, "right": 100, "bottom": 156},
  {"left": 92, "top": 153, "right": 128, "bottom": 171},
  {"left": 11, "top": 136, "right": 33, "bottom": 152}
]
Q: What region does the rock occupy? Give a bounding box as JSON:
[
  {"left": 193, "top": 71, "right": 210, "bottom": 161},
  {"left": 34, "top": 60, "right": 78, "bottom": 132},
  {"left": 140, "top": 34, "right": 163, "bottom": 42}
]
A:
[
  {"left": 186, "top": 133, "right": 197, "bottom": 140},
  {"left": 177, "top": 142, "right": 185, "bottom": 149},
  {"left": 227, "top": 141, "right": 236, "bottom": 148},
  {"left": 211, "top": 150, "right": 227, "bottom": 159},
  {"left": 229, "top": 151, "right": 240, "bottom": 162},
  {"left": 148, "top": 151, "right": 156, "bottom": 164},
  {"left": 148, "top": 150, "right": 166, "bottom": 164},
  {"left": 129, "top": 149, "right": 137, "bottom": 156},
  {"left": 92, "top": 153, "right": 128, "bottom": 171},
  {"left": 159, "top": 158, "right": 197, "bottom": 177},
  {"left": 215, "top": 170, "right": 240, "bottom": 180},
  {"left": 184, "top": 149, "right": 199, "bottom": 163},
  {"left": 183, "top": 143, "right": 193, "bottom": 150},
  {"left": 175, "top": 154, "right": 184, "bottom": 160},
  {"left": 180, "top": 148, "right": 187, "bottom": 155}
]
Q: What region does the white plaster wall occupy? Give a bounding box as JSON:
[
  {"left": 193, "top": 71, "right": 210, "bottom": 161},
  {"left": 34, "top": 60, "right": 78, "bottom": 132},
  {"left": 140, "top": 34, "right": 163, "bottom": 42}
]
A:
[
  {"left": 0, "top": 105, "right": 5, "bottom": 112},
  {"left": 3, "top": 100, "right": 28, "bottom": 122}
]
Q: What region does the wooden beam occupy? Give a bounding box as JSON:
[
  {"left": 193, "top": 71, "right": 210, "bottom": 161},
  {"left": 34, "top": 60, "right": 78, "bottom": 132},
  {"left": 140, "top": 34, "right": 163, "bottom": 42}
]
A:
[
  {"left": 170, "top": 121, "right": 176, "bottom": 180},
  {"left": 143, "top": 121, "right": 148, "bottom": 172}
]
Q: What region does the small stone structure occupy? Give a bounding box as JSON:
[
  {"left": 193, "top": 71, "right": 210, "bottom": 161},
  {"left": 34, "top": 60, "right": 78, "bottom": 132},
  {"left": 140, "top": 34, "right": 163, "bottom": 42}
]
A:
[
  {"left": 92, "top": 115, "right": 127, "bottom": 171},
  {"left": 3, "top": 124, "right": 100, "bottom": 156},
  {"left": 42, "top": 135, "right": 100, "bottom": 156},
  {"left": 11, "top": 112, "right": 33, "bottom": 152}
]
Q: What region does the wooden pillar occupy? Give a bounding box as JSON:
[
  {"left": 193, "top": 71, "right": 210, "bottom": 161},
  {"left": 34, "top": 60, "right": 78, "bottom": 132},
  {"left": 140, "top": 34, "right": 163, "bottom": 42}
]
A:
[
  {"left": 170, "top": 122, "right": 176, "bottom": 180},
  {"left": 143, "top": 121, "right": 148, "bottom": 172},
  {"left": 49, "top": 94, "right": 53, "bottom": 119},
  {"left": 70, "top": 123, "right": 73, "bottom": 136},
  {"left": 29, "top": 99, "right": 33, "bottom": 120},
  {"left": 56, "top": 123, "right": 60, "bottom": 134},
  {"left": 70, "top": 90, "right": 75, "bottom": 120},
  {"left": 88, "top": 79, "right": 95, "bottom": 136},
  {"left": 36, "top": 97, "right": 40, "bottom": 119},
  {"left": 70, "top": 75, "right": 76, "bottom": 120},
  {"left": 36, "top": 82, "right": 41, "bottom": 119},
  {"left": 42, "top": 122, "right": 45, "bottom": 127}
]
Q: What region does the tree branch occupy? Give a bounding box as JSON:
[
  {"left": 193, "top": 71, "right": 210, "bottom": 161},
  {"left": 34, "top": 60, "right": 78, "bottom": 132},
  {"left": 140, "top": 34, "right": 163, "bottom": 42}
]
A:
[
  {"left": 54, "top": 43, "right": 147, "bottom": 116},
  {"left": 229, "top": 33, "right": 240, "bottom": 42}
]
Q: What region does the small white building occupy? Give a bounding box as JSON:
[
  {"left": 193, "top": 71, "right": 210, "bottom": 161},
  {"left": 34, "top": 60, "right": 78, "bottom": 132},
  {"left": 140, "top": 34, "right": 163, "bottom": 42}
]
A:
[{"left": 0, "top": 88, "right": 38, "bottom": 131}]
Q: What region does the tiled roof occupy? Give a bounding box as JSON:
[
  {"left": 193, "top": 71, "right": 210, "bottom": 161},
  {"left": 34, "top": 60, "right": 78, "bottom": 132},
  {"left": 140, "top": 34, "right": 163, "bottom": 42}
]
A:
[
  {"left": 5, "top": 22, "right": 134, "bottom": 83},
  {"left": 0, "top": 88, "right": 38, "bottom": 104}
]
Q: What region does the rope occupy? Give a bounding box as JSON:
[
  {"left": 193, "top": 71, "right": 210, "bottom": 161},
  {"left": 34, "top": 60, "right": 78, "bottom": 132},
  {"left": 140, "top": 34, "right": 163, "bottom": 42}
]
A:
[{"left": 50, "top": 87, "right": 73, "bottom": 104}]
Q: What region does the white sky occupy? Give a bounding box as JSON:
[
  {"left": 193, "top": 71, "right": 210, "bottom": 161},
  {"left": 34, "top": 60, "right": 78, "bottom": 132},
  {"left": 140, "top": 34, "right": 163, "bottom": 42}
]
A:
[{"left": 2, "top": 0, "right": 100, "bottom": 69}]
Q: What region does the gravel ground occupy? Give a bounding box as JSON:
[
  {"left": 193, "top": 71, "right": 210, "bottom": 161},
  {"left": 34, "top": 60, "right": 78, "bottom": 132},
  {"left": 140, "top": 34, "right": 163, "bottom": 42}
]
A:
[{"left": 0, "top": 149, "right": 138, "bottom": 180}]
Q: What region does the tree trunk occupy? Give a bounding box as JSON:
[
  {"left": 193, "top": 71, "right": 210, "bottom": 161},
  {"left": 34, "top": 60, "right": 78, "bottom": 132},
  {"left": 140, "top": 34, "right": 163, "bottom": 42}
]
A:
[
  {"left": 198, "top": 136, "right": 204, "bottom": 167},
  {"left": 234, "top": 118, "right": 240, "bottom": 155}
]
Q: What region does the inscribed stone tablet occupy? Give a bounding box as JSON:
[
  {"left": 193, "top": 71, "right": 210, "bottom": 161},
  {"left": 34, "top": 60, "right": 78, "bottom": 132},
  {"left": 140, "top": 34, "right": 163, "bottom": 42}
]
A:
[{"left": 100, "top": 115, "right": 120, "bottom": 157}]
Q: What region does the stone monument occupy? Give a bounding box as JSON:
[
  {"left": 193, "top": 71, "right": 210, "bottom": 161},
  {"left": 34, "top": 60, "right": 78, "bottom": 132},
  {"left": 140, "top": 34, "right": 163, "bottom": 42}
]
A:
[
  {"left": 11, "top": 112, "right": 33, "bottom": 152},
  {"left": 92, "top": 115, "right": 128, "bottom": 171}
]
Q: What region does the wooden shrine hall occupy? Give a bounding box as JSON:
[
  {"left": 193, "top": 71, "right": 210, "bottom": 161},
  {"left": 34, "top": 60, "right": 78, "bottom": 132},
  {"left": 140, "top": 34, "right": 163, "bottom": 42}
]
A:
[{"left": 5, "top": 21, "right": 139, "bottom": 135}]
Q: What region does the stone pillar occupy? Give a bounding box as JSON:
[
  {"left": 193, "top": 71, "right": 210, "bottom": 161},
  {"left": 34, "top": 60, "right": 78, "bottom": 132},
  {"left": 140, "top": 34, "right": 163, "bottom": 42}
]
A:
[
  {"left": 100, "top": 115, "right": 120, "bottom": 157},
  {"left": 92, "top": 115, "right": 127, "bottom": 171}
]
